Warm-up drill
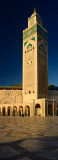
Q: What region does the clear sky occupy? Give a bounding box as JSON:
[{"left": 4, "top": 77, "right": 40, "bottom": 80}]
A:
[{"left": 0, "top": 0, "right": 58, "bottom": 86}]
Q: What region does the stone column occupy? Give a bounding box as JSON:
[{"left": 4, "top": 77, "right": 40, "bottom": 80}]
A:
[
  {"left": 30, "top": 100, "right": 34, "bottom": 116},
  {"left": 11, "top": 107, "right": 13, "bottom": 116},
  {"left": 17, "top": 106, "right": 19, "bottom": 116},
  {"left": 1, "top": 107, "right": 2, "bottom": 116},
  {"left": 23, "top": 106, "right": 25, "bottom": 116},
  {"left": 54, "top": 103, "right": 56, "bottom": 116},
  {"left": 6, "top": 107, "right": 8, "bottom": 116},
  {"left": 53, "top": 99, "right": 54, "bottom": 116}
]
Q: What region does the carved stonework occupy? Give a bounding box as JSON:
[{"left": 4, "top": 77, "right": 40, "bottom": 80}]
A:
[
  {"left": 24, "top": 43, "right": 35, "bottom": 93},
  {"left": 4, "top": 101, "right": 10, "bottom": 104},
  {"left": 5, "top": 91, "right": 11, "bottom": 96},
  {"left": 18, "top": 91, "right": 22, "bottom": 96},
  {"left": 23, "top": 24, "right": 48, "bottom": 41},
  {"left": 0, "top": 97, "right": 14, "bottom": 104}
]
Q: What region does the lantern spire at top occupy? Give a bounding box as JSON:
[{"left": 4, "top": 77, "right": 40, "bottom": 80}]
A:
[{"left": 34, "top": 8, "right": 36, "bottom": 13}]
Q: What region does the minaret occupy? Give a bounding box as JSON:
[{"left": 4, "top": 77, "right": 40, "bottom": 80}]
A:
[{"left": 23, "top": 10, "right": 48, "bottom": 102}]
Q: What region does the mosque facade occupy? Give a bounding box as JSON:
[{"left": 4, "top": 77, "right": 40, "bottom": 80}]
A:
[{"left": 0, "top": 10, "right": 58, "bottom": 116}]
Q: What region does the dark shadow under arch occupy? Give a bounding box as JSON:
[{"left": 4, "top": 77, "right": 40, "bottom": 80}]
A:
[
  {"left": 2, "top": 107, "right": 6, "bottom": 116},
  {"left": 48, "top": 104, "right": 53, "bottom": 116},
  {"left": 8, "top": 107, "right": 11, "bottom": 116}
]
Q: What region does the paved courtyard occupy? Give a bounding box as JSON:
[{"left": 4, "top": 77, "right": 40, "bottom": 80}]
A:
[{"left": 0, "top": 116, "right": 58, "bottom": 160}]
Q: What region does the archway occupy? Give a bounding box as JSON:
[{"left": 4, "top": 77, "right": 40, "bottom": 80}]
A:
[
  {"left": 13, "top": 106, "right": 17, "bottom": 116},
  {"left": 19, "top": 106, "right": 23, "bottom": 116},
  {"left": 8, "top": 107, "right": 11, "bottom": 116},
  {"left": 57, "top": 105, "right": 58, "bottom": 116},
  {"left": 2, "top": 107, "right": 6, "bottom": 116},
  {"left": 35, "top": 104, "right": 41, "bottom": 116},
  {"left": 48, "top": 104, "right": 53, "bottom": 116},
  {"left": 25, "top": 106, "right": 30, "bottom": 116}
]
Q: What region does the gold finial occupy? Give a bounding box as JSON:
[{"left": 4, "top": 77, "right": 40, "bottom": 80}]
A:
[{"left": 34, "top": 8, "right": 36, "bottom": 13}]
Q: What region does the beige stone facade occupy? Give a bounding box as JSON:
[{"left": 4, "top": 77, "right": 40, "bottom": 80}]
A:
[
  {"left": 23, "top": 11, "right": 48, "bottom": 102},
  {"left": 0, "top": 10, "right": 58, "bottom": 116}
]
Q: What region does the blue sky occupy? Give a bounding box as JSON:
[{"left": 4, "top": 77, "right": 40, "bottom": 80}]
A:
[{"left": 0, "top": 0, "right": 58, "bottom": 86}]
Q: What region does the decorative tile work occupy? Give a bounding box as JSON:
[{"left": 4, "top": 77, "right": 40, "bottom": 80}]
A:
[
  {"left": 30, "top": 37, "right": 35, "bottom": 41},
  {"left": 24, "top": 41, "right": 28, "bottom": 46},
  {"left": 37, "top": 25, "right": 48, "bottom": 41},
  {"left": 5, "top": 91, "right": 11, "bottom": 96},
  {"left": 27, "top": 43, "right": 32, "bottom": 50},
  {"left": 40, "top": 44, "right": 45, "bottom": 49},
  {"left": 38, "top": 37, "right": 41, "bottom": 41},
  {"left": 23, "top": 24, "right": 48, "bottom": 41},
  {"left": 44, "top": 41, "right": 47, "bottom": 46},
  {"left": 23, "top": 24, "right": 37, "bottom": 40}
]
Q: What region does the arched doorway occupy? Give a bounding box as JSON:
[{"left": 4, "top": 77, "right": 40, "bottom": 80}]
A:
[
  {"left": 2, "top": 107, "right": 6, "bottom": 116},
  {"left": 13, "top": 106, "right": 17, "bottom": 116},
  {"left": 57, "top": 105, "right": 58, "bottom": 116},
  {"left": 19, "top": 106, "right": 23, "bottom": 116},
  {"left": 25, "top": 106, "right": 30, "bottom": 116},
  {"left": 48, "top": 104, "right": 52, "bottom": 116},
  {"left": 8, "top": 107, "right": 11, "bottom": 116},
  {"left": 35, "top": 104, "right": 41, "bottom": 116}
]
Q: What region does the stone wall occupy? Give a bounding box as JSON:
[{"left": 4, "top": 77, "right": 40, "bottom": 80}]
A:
[
  {"left": 0, "top": 89, "right": 23, "bottom": 104},
  {"left": 48, "top": 90, "right": 58, "bottom": 104}
]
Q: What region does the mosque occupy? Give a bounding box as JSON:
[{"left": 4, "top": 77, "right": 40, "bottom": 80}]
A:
[{"left": 0, "top": 9, "right": 58, "bottom": 116}]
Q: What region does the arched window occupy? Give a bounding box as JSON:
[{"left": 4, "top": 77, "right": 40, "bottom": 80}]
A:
[
  {"left": 29, "top": 90, "right": 31, "bottom": 94},
  {"left": 25, "top": 106, "right": 30, "bottom": 116},
  {"left": 33, "top": 91, "right": 35, "bottom": 93}
]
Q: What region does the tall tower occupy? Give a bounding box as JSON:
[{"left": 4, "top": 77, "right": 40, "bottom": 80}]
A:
[{"left": 23, "top": 10, "right": 48, "bottom": 102}]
